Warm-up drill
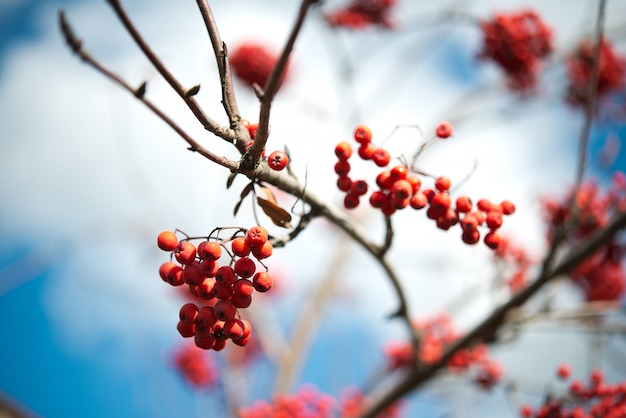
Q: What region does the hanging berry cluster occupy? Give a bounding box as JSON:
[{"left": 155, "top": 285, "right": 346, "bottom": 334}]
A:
[
  {"left": 171, "top": 343, "right": 219, "bottom": 388},
  {"left": 333, "top": 123, "right": 516, "bottom": 250},
  {"left": 157, "top": 226, "right": 274, "bottom": 351},
  {"left": 324, "top": 0, "right": 396, "bottom": 30},
  {"left": 478, "top": 9, "right": 553, "bottom": 91}
]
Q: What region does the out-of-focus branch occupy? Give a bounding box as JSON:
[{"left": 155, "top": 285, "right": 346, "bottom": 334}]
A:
[
  {"left": 105, "top": 0, "right": 236, "bottom": 143},
  {"left": 243, "top": 0, "right": 320, "bottom": 170},
  {"left": 59, "top": 10, "right": 237, "bottom": 171},
  {"left": 361, "top": 208, "right": 626, "bottom": 418}
]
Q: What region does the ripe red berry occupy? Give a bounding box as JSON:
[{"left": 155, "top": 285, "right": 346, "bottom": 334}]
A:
[
  {"left": 344, "top": 193, "right": 360, "bottom": 209},
  {"left": 231, "top": 293, "right": 253, "bottom": 309},
  {"left": 435, "top": 176, "right": 451, "bottom": 192},
  {"left": 462, "top": 229, "right": 481, "bottom": 245},
  {"left": 353, "top": 125, "right": 372, "bottom": 144},
  {"left": 430, "top": 193, "right": 451, "bottom": 212},
  {"left": 455, "top": 196, "right": 473, "bottom": 213},
  {"left": 500, "top": 200, "right": 516, "bottom": 215},
  {"left": 389, "top": 165, "right": 408, "bottom": 182},
  {"left": 198, "top": 241, "right": 222, "bottom": 261},
  {"left": 212, "top": 281, "right": 234, "bottom": 300},
  {"left": 179, "top": 303, "right": 199, "bottom": 324},
  {"left": 198, "top": 278, "right": 217, "bottom": 300},
  {"left": 198, "top": 259, "right": 219, "bottom": 278},
  {"left": 406, "top": 175, "right": 421, "bottom": 194},
  {"left": 252, "top": 272, "right": 273, "bottom": 292},
  {"left": 177, "top": 321, "right": 195, "bottom": 338},
  {"left": 214, "top": 299, "right": 237, "bottom": 322},
  {"left": 350, "top": 180, "right": 369, "bottom": 196},
  {"left": 410, "top": 192, "right": 428, "bottom": 210},
  {"left": 157, "top": 231, "right": 178, "bottom": 252},
  {"left": 159, "top": 262, "right": 184, "bottom": 286},
  {"left": 183, "top": 263, "right": 204, "bottom": 286},
  {"left": 391, "top": 180, "right": 413, "bottom": 201},
  {"left": 233, "top": 279, "right": 255, "bottom": 297},
  {"left": 436, "top": 122, "right": 453, "bottom": 138},
  {"left": 369, "top": 191, "right": 388, "bottom": 208},
  {"left": 196, "top": 306, "right": 218, "bottom": 330},
  {"left": 357, "top": 143, "right": 376, "bottom": 160},
  {"left": 175, "top": 241, "right": 197, "bottom": 265},
  {"left": 194, "top": 332, "right": 215, "bottom": 350},
  {"left": 246, "top": 226, "right": 268, "bottom": 248},
  {"left": 557, "top": 363, "right": 571, "bottom": 380},
  {"left": 486, "top": 210, "right": 503, "bottom": 230},
  {"left": 372, "top": 148, "right": 391, "bottom": 167},
  {"left": 215, "top": 265, "right": 237, "bottom": 285},
  {"left": 337, "top": 175, "right": 353, "bottom": 192},
  {"left": 234, "top": 257, "right": 257, "bottom": 278},
  {"left": 483, "top": 231, "right": 500, "bottom": 250},
  {"left": 224, "top": 319, "right": 246, "bottom": 340},
  {"left": 231, "top": 237, "right": 251, "bottom": 257},
  {"left": 335, "top": 142, "right": 352, "bottom": 160},
  {"left": 477, "top": 198, "right": 492, "bottom": 212},
  {"left": 376, "top": 171, "right": 393, "bottom": 190},
  {"left": 267, "top": 150, "right": 289, "bottom": 171},
  {"left": 251, "top": 241, "right": 273, "bottom": 260},
  {"left": 334, "top": 161, "right": 351, "bottom": 176}
]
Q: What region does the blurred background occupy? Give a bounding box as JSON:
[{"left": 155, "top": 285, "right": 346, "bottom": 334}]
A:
[{"left": 1, "top": 0, "right": 626, "bottom": 417}]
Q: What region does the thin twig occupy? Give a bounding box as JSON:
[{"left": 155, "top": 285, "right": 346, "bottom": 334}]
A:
[{"left": 105, "top": 0, "right": 236, "bottom": 142}]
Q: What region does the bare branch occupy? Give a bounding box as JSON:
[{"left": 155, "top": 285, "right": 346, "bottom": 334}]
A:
[{"left": 105, "top": 0, "right": 236, "bottom": 142}]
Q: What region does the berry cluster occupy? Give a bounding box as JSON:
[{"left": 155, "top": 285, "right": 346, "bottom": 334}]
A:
[
  {"left": 542, "top": 173, "right": 626, "bottom": 302},
  {"left": 239, "top": 385, "right": 402, "bottom": 418},
  {"left": 478, "top": 9, "right": 553, "bottom": 91},
  {"left": 384, "top": 314, "right": 503, "bottom": 390},
  {"left": 565, "top": 38, "right": 626, "bottom": 107},
  {"left": 520, "top": 366, "right": 626, "bottom": 418},
  {"left": 242, "top": 119, "right": 289, "bottom": 172},
  {"left": 171, "top": 343, "right": 219, "bottom": 388},
  {"left": 324, "top": 0, "right": 396, "bottom": 30},
  {"left": 334, "top": 123, "right": 515, "bottom": 250},
  {"left": 157, "top": 226, "right": 274, "bottom": 351},
  {"left": 229, "top": 43, "right": 289, "bottom": 89}
]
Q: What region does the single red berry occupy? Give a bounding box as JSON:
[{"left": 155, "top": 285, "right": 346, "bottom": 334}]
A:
[
  {"left": 372, "top": 148, "right": 391, "bottom": 167},
  {"left": 267, "top": 150, "right": 289, "bottom": 171},
  {"left": 224, "top": 319, "right": 246, "bottom": 340},
  {"left": 436, "top": 122, "right": 453, "bottom": 138},
  {"left": 462, "top": 229, "right": 481, "bottom": 245},
  {"left": 350, "top": 180, "right": 369, "bottom": 196},
  {"left": 157, "top": 231, "right": 178, "bottom": 252},
  {"left": 477, "top": 198, "right": 492, "bottom": 212},
  {"left": 455, "top": 196, "right": 473, "bottom": 213},
  {"left": 520, "top": 404, "right": 533, "bottom": 418},
  {"left": 357, "top": 143, "right": 376, "bottom": 160},
  {"left": 435, "top": 176, "right": 451, "bottom": 192},
  {"left": 212, "top": 281, "right": 234, "bottom": 300},
  {"left": 369, "top": 191, "right": 388, "bottom": 208},
  {"left": 212, "top": 338, "right": 227, "bottom": 351},
  {"left": 410, "top": 192, "right": 428, "bottom": 210},
  {"left": 232, "top": 333, "right": 252, "bottom": 347},
  {"left": 214, "top": 299, "right": 237, "bottom": 322},
  {"left": 483, "top": 231, "right": 500, "bottom": 250},
  {"left": 231, "top": 237, "right": 251, "bottom": 257},
  {"left": 198, "top": 278, "right": 217, "bottom": 300},
  {"left": 353, "top": 125, "right": 372, "bottom": 144},
  {"left": 198, "top": 241, "right": 222, "bottom": 261},
  {"left": 344, "top": 193, "right": 360, "bottom": 209},
  {"left": 376, "top": 171, "right": 393, "bottom": 190},
  {"left": 430, "top": 193, "right": 451, "bottom": 212},
  {"left": 251, "top": 241, "right": 273, "bottom": 260},
  {"left": 179, "top": 303, "right": 199, "bottom": 324},
  {"left": 389, "top": 165, "right": 408, "bottom": 182},
  {"left": 234, "top": 257, "right": 256, "bottom": 278},
  {"left": 233, "top": 279, "right": 255, "bottom": 297},
  {"left": 198, "top": 259, "right": 219, "bottom": 278},
  {"left": 215, "top": 265, "right": 237, "bottom": 285},
  {"left": 337, "top": 175, "right": 353, "bottom": 192},
  {"left": 461, "top": 214, "right": 479, "bottom": 232},
  {"left": 246, "top": 226, "right": 268, "bottom": 248},
  {"left": 406, "top": 175, "right": 421, "bottom": 194},
  {"left": 390, "top": 180, "right": 412, "bottom": 201},
  {"left": 175, "top": 241, "right": 197, "bottom": 265},
  {"left": 177, "top": 321, "right": 195, "bottom": 338},
  {"left": 335, "top": 142, "right": 352, "bottom": 160},
  {"left": 231, "top": 293, "right": 253, "bottom": 309},
  {"left": 159, "top": 262, "right": 184, "bottom": 286},
  {"left": 334, "top": 160, "right": 351, "bottom": 176},
  {"left": 557, "top": 363, "right": 571, "bottom": 380},
  {"left": 183, "top": 263, "right": 204, "bottom": 286},
  {"left": 196, "top": 306, "right": 218, "bottom": 330},
  {"left": 252, "top": 272, "right": 273, "bottom": 292},
  {"left": 486, "top": 210, "right": 503, "bottom": 230},
  {"left": 500, "top": 200, "right": 516, "bottom": 215}
]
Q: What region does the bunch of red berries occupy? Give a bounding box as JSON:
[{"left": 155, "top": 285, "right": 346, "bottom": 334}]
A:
[
  {"left": 324, "top": 0, "right": 396, "bottom": 30},
  {"left": 384, "top": 314, "right": 503, "bottom": 391},
  {"left": 229, "top": 43, "right": 289, "bottom": 89},
  {"left": 157, "top": 226, "right": 274, "bottom": 351},
  {"left": 520, "top": 367, "right": 626, "bottom": 418},
  {"left": 242, "top": 119, "right": 289, "bottom": 172},
  {"left": 478, "top": 9, "right": 553, "bottom": 91},
  {"left": 171, "top": 343, "right": 219, "bottom": 388},
  {"left": 542, "top": 173, "right": 626, "bottom": 302},
  {"left": 334, "top": 123, "right": 515, "bottom": 250},
  {"left": 565, "top": 38, "right": 626, "bottom": 107}
]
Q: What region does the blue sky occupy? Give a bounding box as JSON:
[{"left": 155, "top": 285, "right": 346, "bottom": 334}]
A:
[{"left": 1, "top": 1, "right": 625, "bottom": 417}]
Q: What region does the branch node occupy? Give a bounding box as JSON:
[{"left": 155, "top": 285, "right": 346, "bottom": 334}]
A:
[
  {"left": 184, "top": 84, "right": 201, "bottom": 98},
  {"left": 134, "top": 81, "right": 147, "bottom": 98}
]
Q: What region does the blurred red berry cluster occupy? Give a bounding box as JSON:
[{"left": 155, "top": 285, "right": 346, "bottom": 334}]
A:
[
  {"left": 324, "top": 0, "right": 396, "bottom": 30},
  {"left": 565, "top": 38, "right": 626, "bottom": 107},
  {"left": 230, "top": 43, "right": 289, "bottom": 89},
  {"left": 171, "top": 343, "right": 219, "bottom": 388},
  {"left": 478, "top": 9, "right": 553, "bottom": 91},
  {"left": 542, "top": 172, "right": 626, "bottom": 302}
]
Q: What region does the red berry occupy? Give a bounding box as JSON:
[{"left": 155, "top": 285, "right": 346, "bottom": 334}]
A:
[
  {"left": 390, "top": 180, "right": 412, "bottom": 201},
  {"left": 410, "top": 193, "right": 428, "bottom": 209},
  {"left": 477, "top": 198, "right": 492, "bottom": 212},
  {"left": 435, "top": 176, "right": 451, "bottom": 192},
  {"left": 183, "top": 262, "right": 204, "bottom": 286},
  {"left": 177, "top": 321, "right": 195, "bottom": 338},
  {"left": 557, "top": 363, "right": 571, "bottom": 380},
  {"left": 462, "top": 229, "right": 481, "bottom": 245},
  {"left": 372, "top": 148, "right": 391, "bottom": 167},
  {"left": 455, "top": 196, "right": 473, "bottom": 213},
  {"left": 500, "top": 200, "right": 516, "bottom": 215},
  {"left": 231, "top": 237, "right": 251, "bottom": 257},
  {"left": 224, "top": 319, "right": 246, "bottom": 340},
  {"left": 357, "top": 143, "right": 376, "bottom": 160},
  {"left": 234, "top": 257, "right": 256, "bottom": 278},
  {"left": 353, "top": 125, "right": 372, "bottom": 144},
  {"left": 486, "top": 210, "right": 503, "bottom": 230},
  {"left": 436, "top": 121, "right": 453, "bottom": 138},
  {"left": 267, "top": 150, "right": 289, "bottom": 171},
  {"left": 520, "top": 404, "right": 533, "bottom": 418},
  {"left": 175, "top": 241, "right": 197, "bottom": 265},
  {"left": 483, "top": 231, "right": 500, "bottom": 250},
  {"left": 198, "top": 259, "right": 219, "bottom": 278},
  {"left": 335, "top": 142, "right": 352, "bottom": 160},
  {"left": 233, "top": 279, "right": 255, "bottom": 297},
  {"left": 231, "top": 293, "right": 253, "bottom": 309},
  {"left": 430, "top": 193, "right": 451, "bottom": 213},
  {"left": 334, "top": 161, "right": 351, "bottom": 176},
  {"left": 198, "top": 241, "right": 222, "bottom": 261},
  {"left": 157, "top": 231, "right": 178, "bottom": 251},
  {"left": 389, "top": 165, "right": 408, "bottom": 182},
  {"left": 252, "top": 272, "right": 273, "bottom": 292},
  {"left": 246, "top": 226, "right": 268, "bottom": 248},
  {"left": 196, "top": 306, "right": 218, "bottom": 330},
  {"left": 197, "top": 278, "right": 217, "bottom": 300},
  {"left": 376, "top": 171, "right": 393, "bottom": 190},
  {"left": 214, "top": 299, "right": 237, "bottom": 322},
  {"left": 159, "top": 262, "right": 184, "bottom": 286},
  {"left": 179, "top": 303, "right": 199, "bottom": 324},
  {"left": 215, "top": 265, "right": 237, "bottom": 285},
  {"left": 344, "top": 193, "right": 360, "bottom": 209},
  {"left": 406, "top": 175, "right": 421, "bottom": 194},
  {"left": 369, "top": 191, "right": 388, "bottom": 208},
  {"left": 350, "top": 180, "right": 369, "bottom": 196},
  {"left": 337, "top": 175, "right": 353, "bottom": 192},
  {"left": 213, "top": 281, "right": 234, "bottom": 300},
  {"left": 251, "top": 241, "right": 273, "bottom": 260}
]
